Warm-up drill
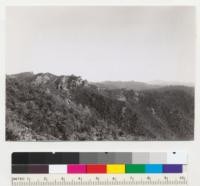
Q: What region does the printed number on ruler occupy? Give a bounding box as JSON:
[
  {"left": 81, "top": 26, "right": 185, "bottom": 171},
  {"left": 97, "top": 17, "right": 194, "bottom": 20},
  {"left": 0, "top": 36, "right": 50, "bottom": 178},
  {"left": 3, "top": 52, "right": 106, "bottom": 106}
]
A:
[{"left": 12, "top": 174, "right": 187, "bottom": 186}]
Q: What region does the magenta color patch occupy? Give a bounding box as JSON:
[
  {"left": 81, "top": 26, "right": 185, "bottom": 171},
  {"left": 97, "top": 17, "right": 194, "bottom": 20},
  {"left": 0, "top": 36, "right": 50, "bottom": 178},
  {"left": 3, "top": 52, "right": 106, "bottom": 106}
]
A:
[{"left": 67, "top": 164, "right": 86, "bottom": 173}]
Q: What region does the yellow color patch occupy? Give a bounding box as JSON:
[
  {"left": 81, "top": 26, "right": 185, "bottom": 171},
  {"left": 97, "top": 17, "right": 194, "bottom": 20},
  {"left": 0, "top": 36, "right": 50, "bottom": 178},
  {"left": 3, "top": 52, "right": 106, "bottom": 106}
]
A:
[{"left": 107, "top": 164, "right": 125, "bottom": 174}]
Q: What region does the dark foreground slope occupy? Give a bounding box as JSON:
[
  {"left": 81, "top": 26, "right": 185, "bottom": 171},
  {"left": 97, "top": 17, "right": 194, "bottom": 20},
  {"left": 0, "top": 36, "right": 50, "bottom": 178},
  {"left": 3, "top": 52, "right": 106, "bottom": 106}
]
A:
[{"left": 6, "top": 73, "right": 194, "bottom": 141}]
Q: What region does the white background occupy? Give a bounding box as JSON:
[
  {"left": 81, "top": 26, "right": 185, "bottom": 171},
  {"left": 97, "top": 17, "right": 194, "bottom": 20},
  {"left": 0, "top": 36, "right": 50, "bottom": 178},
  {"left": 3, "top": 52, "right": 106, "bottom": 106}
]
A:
[{"left": 0, "top": 0, "right": 200, "bottom": 185}]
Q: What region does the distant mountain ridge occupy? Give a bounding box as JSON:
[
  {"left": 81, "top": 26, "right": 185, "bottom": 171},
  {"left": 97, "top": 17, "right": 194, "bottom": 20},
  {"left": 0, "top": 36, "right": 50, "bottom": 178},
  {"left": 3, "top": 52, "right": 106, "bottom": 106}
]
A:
[
  {"left": 91, "top": 81, "right": 161, "bottom": 91},
  {"left": 91, "top": 80, "right": 194, "bottom": 91},
  {"left": 148, "top": 80, "right": 194, "bottom": 87},
  {"left": 6, "top": 72, "right": 194, "bottom": 141}
]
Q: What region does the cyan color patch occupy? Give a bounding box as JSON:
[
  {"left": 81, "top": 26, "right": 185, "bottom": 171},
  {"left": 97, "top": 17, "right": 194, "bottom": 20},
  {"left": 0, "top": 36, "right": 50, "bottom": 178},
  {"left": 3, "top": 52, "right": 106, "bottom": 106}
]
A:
[{"left": 145, "top": 164, "right": 163, "bottom": 173}]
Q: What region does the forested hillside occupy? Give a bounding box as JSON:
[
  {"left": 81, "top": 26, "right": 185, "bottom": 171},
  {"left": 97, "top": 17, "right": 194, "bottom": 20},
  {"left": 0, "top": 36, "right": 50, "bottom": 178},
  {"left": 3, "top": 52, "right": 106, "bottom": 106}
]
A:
[{"left": 6, "top": 72, "right": 194, "bottom": 141}]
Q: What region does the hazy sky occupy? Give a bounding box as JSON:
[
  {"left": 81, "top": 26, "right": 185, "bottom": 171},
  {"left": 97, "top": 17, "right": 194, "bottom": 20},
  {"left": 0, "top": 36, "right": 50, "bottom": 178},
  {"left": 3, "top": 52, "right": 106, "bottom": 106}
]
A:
[{"left": 6, "top": 6, "right": 195, "bottom": 83}]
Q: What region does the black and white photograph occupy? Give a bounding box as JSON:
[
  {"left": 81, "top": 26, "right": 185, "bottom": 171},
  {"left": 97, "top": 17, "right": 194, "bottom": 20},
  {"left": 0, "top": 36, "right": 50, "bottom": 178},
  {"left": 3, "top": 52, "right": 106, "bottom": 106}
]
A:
[{"left": 6, "top": 6, "right": 195, "bottom": 141}]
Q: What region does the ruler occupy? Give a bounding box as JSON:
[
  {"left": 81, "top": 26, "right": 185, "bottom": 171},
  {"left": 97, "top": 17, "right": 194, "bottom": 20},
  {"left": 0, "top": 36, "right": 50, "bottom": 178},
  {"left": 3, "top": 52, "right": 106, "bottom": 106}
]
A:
[{"left": 12, "top": 174, "right": 187, "bottom": 186}]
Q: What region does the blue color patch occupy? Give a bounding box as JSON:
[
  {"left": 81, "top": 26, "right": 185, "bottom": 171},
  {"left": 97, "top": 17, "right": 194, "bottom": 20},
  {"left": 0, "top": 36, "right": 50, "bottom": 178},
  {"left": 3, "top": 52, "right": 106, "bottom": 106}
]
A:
[{"left": 145, "top": 164, "right": 163, "bottom": 173}]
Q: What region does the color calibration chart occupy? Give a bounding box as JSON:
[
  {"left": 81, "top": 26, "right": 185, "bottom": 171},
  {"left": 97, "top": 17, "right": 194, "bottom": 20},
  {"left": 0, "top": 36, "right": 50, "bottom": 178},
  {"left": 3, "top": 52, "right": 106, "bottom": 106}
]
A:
[{"left": 12, "top": 152, "right": 187, "bottom": 186}]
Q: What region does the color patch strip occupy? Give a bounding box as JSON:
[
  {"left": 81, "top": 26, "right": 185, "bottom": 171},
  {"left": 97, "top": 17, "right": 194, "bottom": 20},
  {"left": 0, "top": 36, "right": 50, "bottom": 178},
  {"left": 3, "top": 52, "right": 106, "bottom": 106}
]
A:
[
  {"left": 86, "top": 164, "right": 106, "bottom": 173},
  {"left": 28, "top": 165, "right": 49, "bottom": 174},
  {"left": 107, "top": 164, "right": 125, "bottom": 174},
  {"left": 12, "top": 153, "right": 80, "bottom": 164},
  {"left": 132, "top": 153, "right": 149, "bottom": 164},
  {"left": 126, "top": 164, "right": 145, "bottom": 173},
  {"left": 49, "top": 165, "right": 67, "bottom": 174},
  {"left": 80, "top": 153, "right": 132, "bottom": 164},
  {"left": 12, "top": 164, "right": 184, "bottom": 174},
  {"left": 12, "top": 165, "right": 50, "bottom": 174},
  {"left": 67, "top": 164, "right": 86, "bottom": 174},
  {"left": 12, "top": 165, "right": 28, "bottom": 174},
  {"left": 167, "top": 152, "right": 187, "bottom": 164},
  {"left": 163, "top": 164, "right": 182, "bottom": 173},
  {"left": 12, "top": 152, "right": 187, "bottom": 165},
  {"left": 145, "top": 164, "right": 163, "bottom": 173},
  {"left": 149, "top": 152, "right": 167, "bottom": 164}
]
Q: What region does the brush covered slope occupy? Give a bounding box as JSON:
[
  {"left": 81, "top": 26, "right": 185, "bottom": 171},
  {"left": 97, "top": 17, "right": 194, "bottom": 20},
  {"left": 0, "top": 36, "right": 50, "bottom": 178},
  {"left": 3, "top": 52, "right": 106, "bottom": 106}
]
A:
[{"left": 6, "top": 72, "right": 194, "bottom": 141}]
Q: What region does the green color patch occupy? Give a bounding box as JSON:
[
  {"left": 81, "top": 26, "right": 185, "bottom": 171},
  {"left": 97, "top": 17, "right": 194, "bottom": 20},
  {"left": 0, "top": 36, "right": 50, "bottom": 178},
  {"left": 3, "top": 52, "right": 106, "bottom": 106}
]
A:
[{"left": 125, "top": 164, "right": 145, "bottom": 173}]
